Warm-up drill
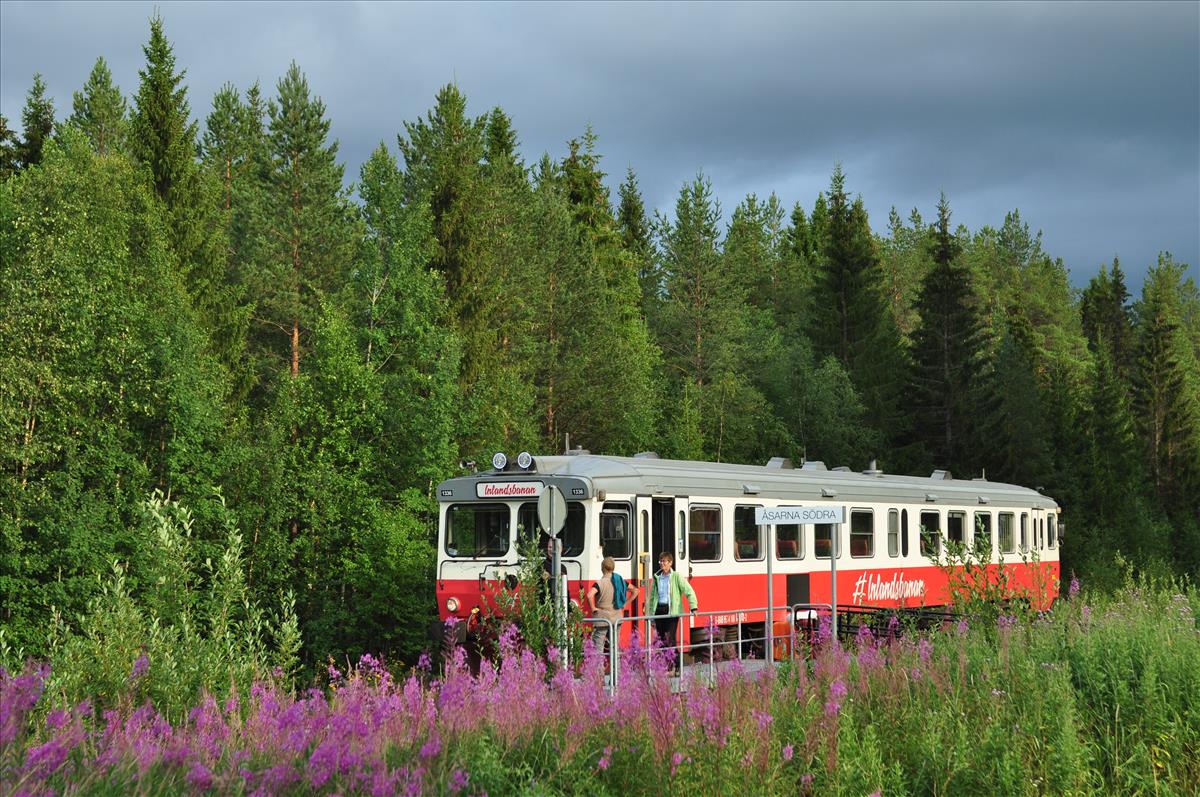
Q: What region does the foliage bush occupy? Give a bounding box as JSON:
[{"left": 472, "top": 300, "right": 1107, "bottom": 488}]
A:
[
  {"left": 3, "top": 579, "right": 1196, "bottom": 795},
  {"left": 0, "top": 492, "right": 300, "bottom": 722}
]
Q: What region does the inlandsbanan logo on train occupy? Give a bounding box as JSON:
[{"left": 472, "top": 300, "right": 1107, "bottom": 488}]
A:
[{"left": 851, "top": 572, "right": 925, "bottom": 605}]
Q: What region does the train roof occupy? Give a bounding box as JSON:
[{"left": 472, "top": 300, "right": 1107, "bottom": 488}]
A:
[{"left": 437, "top": 454, "right": 1059, "bottom": 511}]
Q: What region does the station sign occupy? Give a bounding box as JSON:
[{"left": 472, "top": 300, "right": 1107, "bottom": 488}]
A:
[
  {"left": 476, "top": 481, "right": 544, "bottom": 498},
  {"left": 755, "top": 505, "right": 845, "bottom": 525}
]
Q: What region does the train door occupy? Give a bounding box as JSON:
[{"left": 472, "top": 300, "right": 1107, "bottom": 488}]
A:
[{"left": 634, "top": 496, "right": 653, "bottom": 625}]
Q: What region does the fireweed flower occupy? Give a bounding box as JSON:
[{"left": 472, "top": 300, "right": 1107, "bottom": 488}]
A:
[
  {"left": 957, "top": 618, "right": 969, "bottom": 635},
  {"left": 598, "top": 746, "right": 612, "bottom": 771},
  {"left": 1069, "top": 573, "right": 1081, "bottom": 598},
  {"left": 782, "top": 743, "right": 794, "bottom": 762},
  {"left": 449, "top": 768, "right": 470, "bottom": 793},
  {"left": 825, "top": 679, "right": 847, "bottom": 715},
  {"left": 130, "top": 653, "right": 150, "bottom": 681}
]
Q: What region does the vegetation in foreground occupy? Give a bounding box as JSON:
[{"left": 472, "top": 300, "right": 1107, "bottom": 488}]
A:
[{"left": 3, "top": 577, "right": 1197, "bottom": 796}]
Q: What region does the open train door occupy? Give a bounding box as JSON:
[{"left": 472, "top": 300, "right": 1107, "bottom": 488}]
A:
[{"left": 633, "top": 496, "right": 652, "bottom": 640}]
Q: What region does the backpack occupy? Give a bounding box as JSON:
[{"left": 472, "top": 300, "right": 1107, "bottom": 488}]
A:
[{"left": 611, "top": 572, "right": 628, "bottom": 610}]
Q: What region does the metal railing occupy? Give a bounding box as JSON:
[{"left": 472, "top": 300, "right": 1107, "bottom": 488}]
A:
[{"left": 582, "top": 602, "right": 959, "bottom": 693}]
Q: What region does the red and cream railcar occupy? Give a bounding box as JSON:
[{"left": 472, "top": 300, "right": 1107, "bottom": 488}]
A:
[{"left": 435, "top": 453, "right": 1061, "bottom": 645}]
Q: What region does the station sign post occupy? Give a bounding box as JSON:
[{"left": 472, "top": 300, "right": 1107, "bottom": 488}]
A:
[
  {"left": 755, "top": 505, "right": 847, "bottom": 647},
  {"left": 538, "top": 485, "right": 568, "bottom": 661}
]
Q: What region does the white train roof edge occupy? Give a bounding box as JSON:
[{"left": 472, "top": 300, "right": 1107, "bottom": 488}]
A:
[{"left": 437, "top": 454, "right": 1060, "bottom": 511}]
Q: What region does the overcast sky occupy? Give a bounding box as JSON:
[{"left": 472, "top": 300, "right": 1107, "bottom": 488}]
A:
[{"left": 2, "top": 1, "right": 1197, "bottom": 289}]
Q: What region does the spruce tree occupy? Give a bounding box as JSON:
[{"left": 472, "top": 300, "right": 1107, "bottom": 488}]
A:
[
  {"left": 617, "top": 167, "right": 657, "bottom": 316},
  {"left": 1131, "top": 256, "right": 1200, "bottom": 518},
  {"left": 17, "top": 74, "right": 55, "bottom": 169},
  {"left": 1080, "top": 257, "right": 1133, "bottom": 380},
  {"left": 0, "top": 116, "right": 18, "bottom": 180},
  {"left": 809, "top": 166, "right": 906, "bottom": 454},
  {"left": 130, "top": 15, "right": 198, "bottom": 207},
  {"left": 68, "top": 57, "right": 128, "bottom": 156},
  {"left": 908, "top": 194, "right": 988, "bottom": 473}
]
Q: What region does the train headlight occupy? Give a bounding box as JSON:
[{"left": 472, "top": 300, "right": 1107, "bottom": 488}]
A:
[
  {"left": 517, "top": 451, "right": 533, "bottom": 469},
  {"left": 491, "top": 452, "right": 508, "bottom": 470},
  {"left": 446, "top": 597, "right": 460, "bottom": 613}
]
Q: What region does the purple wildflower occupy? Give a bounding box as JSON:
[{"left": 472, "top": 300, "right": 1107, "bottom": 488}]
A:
[
  {"left": 918, "top": 637, "right": 932, "bottom": 663},
  {"left": 1081, "top": 604, "right": 1092, "bottom": 623},
  {"left": 1069, "top": 573, "right": 1081, "bottom": 598},
  {"left": 417, "top": 652, "right": 432, "bottom": 672},
  {"left": 449, "top": 768, "right": 470, "bottom": 794},
  {"left": 598, "top": 746, "right": 612, "bottom": 771},
  {"left": 801, "top": 773, "right": 814, "bottom": 786},
  {"left": 130, "top": 652, "right": 150, "bottom": 681},
  {"left": 187, "top": 761, "right": 214, "bottom": 790},
  {"left": 957, "top": 618, "right": 969, "bottom": 635},
  {"left": 825, "top": 679, "right": 847, "bottom": 715},
  {"left": 420, "top": 733, "right": 441, "bottom": 760},
  {"left": 997, "top": 614, "right": 1017, "bottom": 629},
  {"left": 782, "top": 743, "right": 794, "bottom": 762}
]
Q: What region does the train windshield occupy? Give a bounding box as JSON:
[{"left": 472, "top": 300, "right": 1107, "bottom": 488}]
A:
[
  {"left": 518, "top": 501, "right": 586, "bottom": 556},
  {"left": 445, "top": 503, "right": 511, "bottom": 557}
]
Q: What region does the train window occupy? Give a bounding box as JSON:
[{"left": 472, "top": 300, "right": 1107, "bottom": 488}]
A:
[
  {"left": 999, "top": 512, "right": 1015, "bottom": 553},
  {"left": 1020, "top": 513, "right": 1028, "bottom": 552},
  {"left": 815, "top": 524, "right": 838, "bottom": 558},
  {"left": 888, "top": 510, "right": 899, "bottom": 557},
  {"left": 601, "top": 502, "right": 631, "bottom": 559},
  {"left": 734, "top": 506, "right": 762, "bottom": 560},
  {"left": 974, "top": 512, "right": 993, "bottom": 558},
  {"left": 519, "top": 502, "right": 585, "bottom": 556},
  {"left": 948, "top": 512, "right": 966, "bottom": 547},
  {"left": 850, "top": 510, "right": 874, "bottom": 557},
  {"left": 1048, "top": 514, "right": 1057, "bottom": 548},
  {"left": 689, "top": 506, "right": 721, "bottom": 562},
  {"left": 901, "top": 510, "right": 909, "bottom": 557},
  {"left": 446, "top": 503, "right": 510, "bottom": 557},
  {"left": 920, "top": 511, "right": 941, "bottom": 557},
  {"left": 777, "top": 524, "right": 803, "bottom": 559}
]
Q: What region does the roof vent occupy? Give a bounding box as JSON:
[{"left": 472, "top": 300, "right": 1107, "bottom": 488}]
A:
[
  {"left": 925, "top": 493, "right": 938, "bottom": 502},
  {"left": 566, "top": 446, "right": 590, "bottom": 456},
  {"left": 863, "top": 459, "right": 882, "bottom": 476},
  {"left": 765, "top": 457, "right": 794, "bottom": 469},
  {"left": 978, "top": 496, "right": 990, "bottom": 505},
  {"left": 743, "top": 483, "right": 761, "bottom": 495},
  {"left": 633, "top": 451, "right": 659, "bottom": 459},
  {"left": 801, "top": 461, "right": 827, "bottom": 471},
  {"left": 832, "top": 466, "right": 851, "bottom": 472},
  {"left": 821, "top": 487, "right": 838, "bottom": 498},
  {"left": 931, "top": 469, "right": 953, "bottom": 480}
]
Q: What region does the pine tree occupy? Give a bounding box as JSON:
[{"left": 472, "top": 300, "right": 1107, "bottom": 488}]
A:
[
  {"left": 534, "top": 134, "right": 660, "bottom": 455},
  {"left": 17, "top": 74, "right": 55, "bottom": 169},
  {"left": 398, "top": 84, "right": 487, "bottom": 308},
  {"left": 260, "top": 62, "right": 354, "bottom": 379},
  {"left": 908, "top": 194, "right": 988, "bottom": 473},
  {"left": 654, "top": 175, "right": 781, "bottom": 460},
  {"left": 68, "top": 57, "right": 128, "bottom": 156}
]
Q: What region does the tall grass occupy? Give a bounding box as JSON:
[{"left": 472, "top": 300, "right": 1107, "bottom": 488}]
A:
[{"left": 2, "top": 577, "right": 1197, "bottom": 795}]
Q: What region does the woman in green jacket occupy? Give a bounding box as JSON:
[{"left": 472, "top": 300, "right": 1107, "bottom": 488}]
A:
[{"left": 646, "top": 552, "right": 698, "bottom": 668}]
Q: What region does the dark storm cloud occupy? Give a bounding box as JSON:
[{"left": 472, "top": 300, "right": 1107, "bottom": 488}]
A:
[{"left": 2, "top": 1, "right": 1196, "bottom": 287}]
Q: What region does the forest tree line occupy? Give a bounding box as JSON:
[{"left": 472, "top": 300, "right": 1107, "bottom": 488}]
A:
[{"left": 2, "top": 17, "right": 1197, "bottom": 666}]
